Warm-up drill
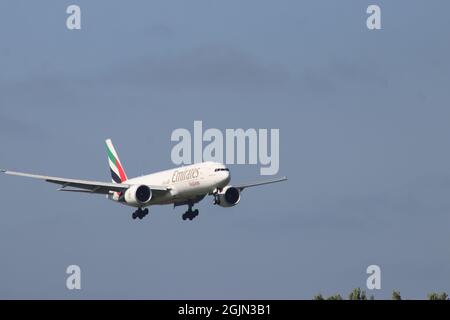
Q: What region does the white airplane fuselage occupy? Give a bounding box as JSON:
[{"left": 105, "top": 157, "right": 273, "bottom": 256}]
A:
[
  {"left": 1, "top": 139, "right": 287, "bottom": 221},
  {"left": 108, "top": 161, "right": 230, "bottom": 207}
]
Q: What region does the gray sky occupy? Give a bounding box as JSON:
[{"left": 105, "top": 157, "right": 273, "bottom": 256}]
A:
[{"left": 1, "top": 0, "right": 450, "bottom": 299}]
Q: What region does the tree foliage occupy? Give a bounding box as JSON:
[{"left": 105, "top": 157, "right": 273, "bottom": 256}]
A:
[
  {"left": 312, "top": 289, "right": 449, "bottom": 300},
  {"left": 427, "top": 292, "right": 449, "bottom": 300},
  {"left": 313, "top": 294, "right": 324, "bottom": 300},
  {"left": 392, "top": 290, "right": 402, "bottom": 300},
  {"left": 348, "top": 288, "right": 367, "bottom": 300},
  {"left": 327, "top": 294, "right": 343, "bottom": 300}
]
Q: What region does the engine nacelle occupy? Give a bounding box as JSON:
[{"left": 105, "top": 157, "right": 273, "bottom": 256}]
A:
[
  {"left": 217, "top": 186, "right": 241, "bottom": 207},
  {"left": 124, "top": 185, "right": 152, "bottom": 207}
]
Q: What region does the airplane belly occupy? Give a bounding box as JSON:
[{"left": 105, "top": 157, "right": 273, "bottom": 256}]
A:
[{"left": 178, "top": 180, "right": 211, "bottom": 197}]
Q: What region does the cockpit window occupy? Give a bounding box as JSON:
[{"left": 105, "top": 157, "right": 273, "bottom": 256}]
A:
[{"left": 214, "top": 168, "right": 229, "bottom": 172}]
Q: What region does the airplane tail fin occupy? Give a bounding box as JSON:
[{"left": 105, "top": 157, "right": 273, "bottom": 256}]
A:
[{"left": 106, "top": 139, "right": 128, "bottom": 183}]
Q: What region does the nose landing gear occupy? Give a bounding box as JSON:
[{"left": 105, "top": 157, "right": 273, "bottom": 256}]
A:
[{"left": 212, "top": 188, "right": 221, "bottom": 205}]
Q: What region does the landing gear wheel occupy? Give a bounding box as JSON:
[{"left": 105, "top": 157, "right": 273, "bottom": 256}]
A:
[
  {"left": 182, "top": 201, "right": 200, "bottom": 221},
  {"left": 213, "top": 190, "right": 221, "bottom": 205},
  {"left": 132, "top": 208, "right": 149, "bottom": 220},
  {"left": 182, "top": 209, "right": 199, "bottom": 221}
]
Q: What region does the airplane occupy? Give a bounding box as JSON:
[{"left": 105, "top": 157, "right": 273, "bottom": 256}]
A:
[{"left": 1, "top": 139, "right": 287, "bottom": 221}]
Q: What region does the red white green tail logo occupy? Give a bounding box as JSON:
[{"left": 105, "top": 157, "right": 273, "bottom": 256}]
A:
[{"left": 106, "top": 139, "right": 128, "bottom": 184}]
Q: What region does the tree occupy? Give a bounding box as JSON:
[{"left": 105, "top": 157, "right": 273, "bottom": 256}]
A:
[
  {"left": 348, "top": 288, "right": 367, "bottom": 300},
  {"left": 327, "top": 294, "right": 343, "bottom": 300},
  {"left": 310, "top": 289, "right": 449, "bottom": 300},
  {"left": 428, "top": 292, "right": 448, "bottom": 300},
  {"left": 392, "top": 290, "right": 402, "bottom": 300},
  {"left": 313, "top": 294, "right": 324, "bottom": 300}
]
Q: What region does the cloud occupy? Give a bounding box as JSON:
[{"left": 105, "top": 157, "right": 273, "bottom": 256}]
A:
[
  {"left": 145, "top": 24, "right": 175, "bottom": 38},
  {"left": 0, "top": 112, "right": 47, "bottom": 139},
  {"left": 238, "top": 173, "right": 450, "bottom": 234},
  {"left": 109, "top": 46, "right": 292, "bottom": 91},
  {"left": 300, "top": 56, "right": 390, "bottom": 96},
  {"left": 328, "top": 58, "right": 389, "bottom": 88},
  {"left": 0, "top": 46, "right": 293, "bottom": 111}
]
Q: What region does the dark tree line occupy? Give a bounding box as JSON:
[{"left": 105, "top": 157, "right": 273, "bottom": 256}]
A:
[{"left": 313, "top": 288, "right": 449, "bottom": 300}]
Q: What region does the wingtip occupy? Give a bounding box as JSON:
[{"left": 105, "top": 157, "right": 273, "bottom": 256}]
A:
[{"left": 0, "top": 169, "right": 7, "bottom": 174}]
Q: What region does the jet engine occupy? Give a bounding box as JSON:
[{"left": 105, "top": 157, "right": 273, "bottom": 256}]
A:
[
  {"left": 217, "top": 186, "right": 241, "bottom": 207},
  {"left": 124, "top": 185, "right": 152, "bottom": 206}
]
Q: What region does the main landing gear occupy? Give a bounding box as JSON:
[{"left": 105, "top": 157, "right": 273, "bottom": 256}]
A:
[
  {"left": 132, "top": 208, "right": 149, "bottom": 220},
  {"left": 182, "top": 202, "right": 199, "bottom": 221}
]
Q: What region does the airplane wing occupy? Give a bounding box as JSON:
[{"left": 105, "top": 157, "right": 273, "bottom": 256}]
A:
[
  {"left": 0, "top": 169, "right": 168, "bottom": 195},
  {"left": 233, "top": 176, "right": 287, "bottom": 191}
]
